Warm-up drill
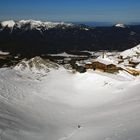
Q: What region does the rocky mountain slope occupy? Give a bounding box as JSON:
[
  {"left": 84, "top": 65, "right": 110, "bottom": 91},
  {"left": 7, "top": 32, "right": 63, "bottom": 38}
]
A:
[{"left": 14, "top": 56, "right": 59, "bottom": 76}]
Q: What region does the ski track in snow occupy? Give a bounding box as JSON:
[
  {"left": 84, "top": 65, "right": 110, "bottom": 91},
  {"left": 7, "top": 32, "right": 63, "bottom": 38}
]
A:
[
  {"left": 58, "top": 126, "right": 83, "bottom": 140},
  {"left": 58, "top": 130, "right": 77, "bottom": 140}
]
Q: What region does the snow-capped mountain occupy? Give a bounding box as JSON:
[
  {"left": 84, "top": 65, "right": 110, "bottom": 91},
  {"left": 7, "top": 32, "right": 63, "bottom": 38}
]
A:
[
  {"left": 115, "top": 23, "right": 126, "bottom": 28},
  {"left": 1, "top": 20, "right": 16, "bottom": 28},
  {"left": 0, "top": 20, "right": 140, "bottom": 56},
  {"left": 0, "top": 19, "right": 73, "bottom": 30}
]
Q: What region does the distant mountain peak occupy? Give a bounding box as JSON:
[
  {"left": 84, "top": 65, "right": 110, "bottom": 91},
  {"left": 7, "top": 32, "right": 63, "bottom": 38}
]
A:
[
  {"left": 115, "top": 23, "right": 125, "bottom": 28},
  {"left": 1, "top": 20, "right": 15, "bottom": 28}
]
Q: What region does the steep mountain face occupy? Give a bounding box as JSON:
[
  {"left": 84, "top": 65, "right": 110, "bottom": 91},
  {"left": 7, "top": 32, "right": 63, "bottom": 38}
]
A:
[{"left": 0, "top": 20, "right": 140, "bottom": 57}]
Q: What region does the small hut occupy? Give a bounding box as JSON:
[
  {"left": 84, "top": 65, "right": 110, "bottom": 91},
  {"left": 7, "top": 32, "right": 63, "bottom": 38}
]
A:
[
  {"left": 106, "top": 64, "right": 120, "bottom": 73},
  {"left": 74, "top": 63, "right": 86, "bottom": 73},
  {"left": 92, "top": 61, "right": 107, "bottom": 72}
]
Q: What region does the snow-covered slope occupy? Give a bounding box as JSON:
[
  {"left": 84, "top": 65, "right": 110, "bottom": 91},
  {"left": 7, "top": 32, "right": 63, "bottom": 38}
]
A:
[
  {"left": 0, "top": 50, "right": 9, "bottom": 55},
  {"left": 48, "top": 52, "right": 87, "bottom": 58},
  {"left": 0, "top": 66, "right": 140, "bottom": 140},
  {"left": 120, "top": 44, "right": 140, "bottom": 59},
  {"left": 1, "top": 45, "right": 140, "bottom": 139}
]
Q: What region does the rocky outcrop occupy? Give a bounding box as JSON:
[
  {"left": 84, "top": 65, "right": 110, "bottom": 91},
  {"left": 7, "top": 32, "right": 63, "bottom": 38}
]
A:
[{"left": 14, "top": 56, "right": 59, "bottom": 74}]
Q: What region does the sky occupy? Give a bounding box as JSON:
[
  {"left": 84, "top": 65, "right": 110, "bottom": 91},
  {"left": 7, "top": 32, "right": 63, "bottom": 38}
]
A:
[{"left": 0, "top": 0, "right": 140, "bottom": 23}]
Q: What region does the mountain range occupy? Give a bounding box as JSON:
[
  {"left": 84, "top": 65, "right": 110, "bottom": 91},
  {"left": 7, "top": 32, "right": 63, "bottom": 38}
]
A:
[{"left": 0, "top": 20, "right": 140, "bottom": 57}]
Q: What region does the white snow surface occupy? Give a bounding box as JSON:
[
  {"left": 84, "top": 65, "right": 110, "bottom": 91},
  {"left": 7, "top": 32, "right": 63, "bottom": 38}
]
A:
[
  {"left": 1, "top": 20, "right": 15, "bottom": 28},
  {"left": 0, "top": 66, "right": 140, "bottom": 140},
  {"left": 96, "top": 56, "right": 115, "bottom": 65},
  {"left": 48, "top": 52, "right": 86, "bottom": 57},
  {"left": 115, "top": 23, "right": 125, "bottom": 28},
  {"left": 136, "top": 63, "right": 140, "bottom": 69},
  {"left": 120, "top": 44, "right": 140, "bottom": 59},
  {"left": 0, "top": 51, "right": 9, "bottom": 55},
  {"left": 1, "top": 20, "right": 73, "bottom": 30}
]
